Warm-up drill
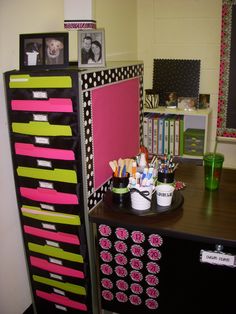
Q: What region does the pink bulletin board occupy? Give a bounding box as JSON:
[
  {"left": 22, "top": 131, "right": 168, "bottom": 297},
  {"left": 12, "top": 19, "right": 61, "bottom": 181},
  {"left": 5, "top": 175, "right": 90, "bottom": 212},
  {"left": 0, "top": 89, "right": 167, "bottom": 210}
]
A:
[{"left": 91, "top": 78, "right": 140, "bottom": 190}]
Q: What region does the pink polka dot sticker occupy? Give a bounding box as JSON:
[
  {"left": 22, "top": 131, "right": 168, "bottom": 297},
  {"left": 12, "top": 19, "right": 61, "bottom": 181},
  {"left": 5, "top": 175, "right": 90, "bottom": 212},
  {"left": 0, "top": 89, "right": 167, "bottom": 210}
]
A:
[
  {"left": 145, "top": 298, "right": 159, "bottom": 310},
  {"left": 115, "top": 227, "right": 129, "bottom": 240},
  {"left": 130, "top": 244, "right": 144, "bottom": 257},
  {"left": 130, "top": 258, "right": 143, "bottom": 270},
  {"left": 148, "top": 234, "right": 163, "bottom": 247},
  {"left": 131, "top": 230, "right": 145, "bottom": 243},
  {"left": 115, "top": 253, "right": 128, "bottom": 265},
  {"left": 130, "top": 270, "right": 143, "bottom": 282},
  {"left": 129, "top": 294, "right": 142, "bottom": 306},
  {"left": 130, "top": 283, "right": 143, "bottom": 295},
  {"left": 147, "top": 248, "right": 161, "bottom": 261},
  {"left": 145, "top": 274, "right": 159, "bottom": 286},
  {"left": 100, "top": 263, "right": 113, "bottom": 276},
  {"left": 146, "top": 262, "right": 160, "bottom": 274},
  {"left": 99, "top": 237, "right": 112, "bottom": 250},
  {"left": 100, "top": 250, "right": 113, "bottom": 263},
  {"left": 116, "top": 291, "right": 128, "bottom": 303},
  {"left": 116, "top": 279, "right": 129, "bottom": 291},
  {"left": 115, "top": 266, "right": 128, "bottom": 278},
  {"left": 146, "top": 287, "right": 159, "bottom": 298},
  {"left": 102, "top": 290, "right": 114, "bottom": 301},
  {"left": 98, "top": 224, "right": 112, "bottom": 237},
  {"left": 114, "top": 241, "right": 128, "bottom": 253},
  {"left": 101, "top": 278, "right": 113, "bottom": 289}
]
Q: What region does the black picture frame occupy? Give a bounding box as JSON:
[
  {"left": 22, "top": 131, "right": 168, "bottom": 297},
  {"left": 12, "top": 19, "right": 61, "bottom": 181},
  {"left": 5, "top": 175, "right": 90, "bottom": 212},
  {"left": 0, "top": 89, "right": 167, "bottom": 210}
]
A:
[
  {"left": 20, "top": 32, "right": 69, "bottom": 70},
  {"left": 78, "top": 29, "right": 105, "bottom": 68}
]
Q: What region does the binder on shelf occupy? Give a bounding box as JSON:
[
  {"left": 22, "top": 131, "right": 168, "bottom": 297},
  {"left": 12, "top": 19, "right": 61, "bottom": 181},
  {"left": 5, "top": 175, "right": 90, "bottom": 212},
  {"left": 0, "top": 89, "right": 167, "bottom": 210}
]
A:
[
  {"left": 33, "top": 275, "right": 86, "bottom": 295},
  {"left": 143, "top": 113, "right": 151, "bottom": 149},
  {"left": 147, "top": 113, "right": 154, "bottom": 153},
  {"left": 17, "top": 166, "right": 77, "bottom": 183},
  {"left": 174, "top": 117, "right": 180, "bottom": 156},
  {"left": 21, "top": 205, "right": 81, "bottom": 225},
  {"left": 15, "top": 143, "right": 75, "bottom": 160},
  {"left": 30, "top": 256, "right": 85, "bottom": 278},
  {"left": 169, "top": 117, "right": 175, "bottom": 156},
  {"left": 152, "top": 114, "right": 159, "bottom": 155},
  {"left": 164, "top": 116, "right": 170, "bottom": 155},
  {"left": 28, "top": 242, "right": 84, "bottom": 263},
  {"left": 20, "top": 187, "right": 79, "bottom": 204},
  {"left": 158, "top": 115, "right": 165, "bottom": 155},
  {"left": 9, "top": 75, "right": 72, "bottom": 89},
  {"left": 179, "top": 116, "right": 184, "bottom": 156},
  {"left": 11, "top": 98, "right": 73, "bottom": 113},
  {"left": 12, "top": 121, "right": 72, "bottom": 136}
]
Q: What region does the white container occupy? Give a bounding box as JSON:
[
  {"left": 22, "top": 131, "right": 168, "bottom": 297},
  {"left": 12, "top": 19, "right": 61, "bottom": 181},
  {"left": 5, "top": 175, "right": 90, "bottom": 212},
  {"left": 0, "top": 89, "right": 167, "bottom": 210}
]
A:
[
  {"left": 130, "top": 186, "right": 153, "bottom": 210},
  {"left": 156, "top": 184, "right": 175, "bottom": 207}
]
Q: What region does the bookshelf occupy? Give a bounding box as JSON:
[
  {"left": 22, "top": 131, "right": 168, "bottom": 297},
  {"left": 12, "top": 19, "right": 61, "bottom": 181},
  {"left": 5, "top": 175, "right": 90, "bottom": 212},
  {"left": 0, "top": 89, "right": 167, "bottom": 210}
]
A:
[{"left": 143, "top": 107, "right": 212, "bottom": 159}]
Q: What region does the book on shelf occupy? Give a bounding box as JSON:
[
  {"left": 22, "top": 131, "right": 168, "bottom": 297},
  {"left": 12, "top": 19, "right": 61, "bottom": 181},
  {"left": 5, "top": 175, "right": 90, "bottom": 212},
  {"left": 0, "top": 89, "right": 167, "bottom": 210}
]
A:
[
  {"left": 152, "top": 114, "right": 159, "bottom": 155},
  {"left": 179, "top": 115, "right": 184, "bottom": 156},
  {"left": 164, "top": 117, "right": 169, "bottom": 155},
  {"left": 169, "top": 117, "right": 175, "bottom": 156},
  {"left": 158, "top": 115, "right": 165, "bottom": 155},
  {"left": 174, "top": 116, "right": 180, "bottom": 156}
]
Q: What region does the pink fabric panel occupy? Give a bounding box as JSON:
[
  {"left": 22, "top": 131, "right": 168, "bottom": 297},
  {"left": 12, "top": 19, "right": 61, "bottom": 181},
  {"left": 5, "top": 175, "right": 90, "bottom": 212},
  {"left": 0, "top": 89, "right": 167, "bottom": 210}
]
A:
[{"left": 92, "top": 78, "right": 140, "bottom": 189}]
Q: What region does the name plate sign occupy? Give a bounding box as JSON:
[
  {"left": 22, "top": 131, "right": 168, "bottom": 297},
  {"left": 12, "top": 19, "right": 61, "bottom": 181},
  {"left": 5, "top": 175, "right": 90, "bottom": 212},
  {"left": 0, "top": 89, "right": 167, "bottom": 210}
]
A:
[{"left": 200, "top": 250, "right": 236, "bottom": 267}]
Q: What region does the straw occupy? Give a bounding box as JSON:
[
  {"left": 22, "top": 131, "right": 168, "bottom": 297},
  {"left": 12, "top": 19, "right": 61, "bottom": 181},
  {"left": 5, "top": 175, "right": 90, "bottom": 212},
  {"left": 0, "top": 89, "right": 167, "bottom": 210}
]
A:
[
  {"left": 213, "top": 137, "right": 218, "bottom": 156},
  {"left": 211, "top": 137, "right": 218, "bottom": 189}
]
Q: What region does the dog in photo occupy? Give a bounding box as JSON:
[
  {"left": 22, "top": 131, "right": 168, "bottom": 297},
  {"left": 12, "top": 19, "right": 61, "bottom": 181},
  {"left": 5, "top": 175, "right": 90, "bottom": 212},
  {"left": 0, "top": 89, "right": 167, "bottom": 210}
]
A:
[{"left": 45, "top": 38, "right": 64, "bottom": 65}]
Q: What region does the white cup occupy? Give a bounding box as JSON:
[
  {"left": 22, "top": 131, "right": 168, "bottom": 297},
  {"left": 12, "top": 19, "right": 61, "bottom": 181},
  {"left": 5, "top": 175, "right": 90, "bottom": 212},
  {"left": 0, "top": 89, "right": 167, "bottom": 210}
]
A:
[
  {"left": 156, "top": 184, "right": 175, "bottom": 207},
  {"left": 130, "top": 186, "right": 153, "bottom": 210}
]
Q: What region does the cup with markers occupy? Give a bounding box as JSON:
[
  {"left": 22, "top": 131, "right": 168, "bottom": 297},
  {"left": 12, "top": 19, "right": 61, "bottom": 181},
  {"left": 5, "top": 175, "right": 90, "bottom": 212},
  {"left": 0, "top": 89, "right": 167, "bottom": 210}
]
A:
[
  {"left": 109, "top": 158, "right": 134, "bottom": 205},
  {"left": 155, "top": 155, "right": 178, "bottom": 207},
  {"left": 129, "top": 160, "right": 155, "bottom": 211}
]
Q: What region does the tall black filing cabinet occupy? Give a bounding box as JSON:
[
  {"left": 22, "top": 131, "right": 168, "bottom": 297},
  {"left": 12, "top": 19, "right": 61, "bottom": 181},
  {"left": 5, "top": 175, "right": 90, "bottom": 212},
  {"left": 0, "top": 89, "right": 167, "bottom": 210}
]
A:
[{"left": 4, "top": 62, "right": 144, "bottom": 313}]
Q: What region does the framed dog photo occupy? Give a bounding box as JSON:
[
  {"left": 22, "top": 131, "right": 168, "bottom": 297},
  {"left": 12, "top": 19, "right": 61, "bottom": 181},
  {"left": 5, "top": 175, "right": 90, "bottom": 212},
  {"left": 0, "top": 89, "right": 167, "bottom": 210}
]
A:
[
  {"left": 20, "top": 32, "right": 69, "bottom": 70},
  {"left": 78, "top": 29, "right": 105, "bottom": 68}
]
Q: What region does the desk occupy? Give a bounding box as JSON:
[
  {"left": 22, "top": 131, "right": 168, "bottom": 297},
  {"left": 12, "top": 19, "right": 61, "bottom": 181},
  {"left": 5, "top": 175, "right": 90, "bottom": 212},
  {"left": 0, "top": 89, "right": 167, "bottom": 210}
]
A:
[{"left": 89, "top": 164, "right": 236, "bottom": 314}]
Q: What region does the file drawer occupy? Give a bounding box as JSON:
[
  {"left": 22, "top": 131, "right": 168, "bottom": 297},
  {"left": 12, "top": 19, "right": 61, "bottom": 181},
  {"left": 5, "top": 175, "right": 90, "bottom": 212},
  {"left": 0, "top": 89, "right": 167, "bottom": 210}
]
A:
[
  {"left": 30, "top": 255, "right": 85, "bottom": 280},
  {"left": 20, "top": 186, "right": 79, "bottom": 205},
  {"left": 35, "top": 289, "right": 88, "bottom": 313},
  {"left": 9, "top": 74, "right": 72, "bottom": 89},
  {"left": 11, "top": 98, "right": 73, "bottom": 113}
]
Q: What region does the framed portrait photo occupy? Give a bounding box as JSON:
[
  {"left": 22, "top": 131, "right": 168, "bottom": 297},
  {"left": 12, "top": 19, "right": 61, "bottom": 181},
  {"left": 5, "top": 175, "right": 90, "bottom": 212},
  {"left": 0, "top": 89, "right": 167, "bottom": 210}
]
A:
[
  {"left": 20, "top": 32, "right": 69, "bottom": 70},
  {"left": 78, "top": 29, "right": 105, "bottom": 68}
]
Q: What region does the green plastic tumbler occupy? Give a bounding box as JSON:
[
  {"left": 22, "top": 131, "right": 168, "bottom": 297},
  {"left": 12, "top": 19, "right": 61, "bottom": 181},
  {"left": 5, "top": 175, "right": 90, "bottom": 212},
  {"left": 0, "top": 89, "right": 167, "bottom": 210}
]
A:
[{"left": 203, "top": 153, "right": 224, "bottom": 190}]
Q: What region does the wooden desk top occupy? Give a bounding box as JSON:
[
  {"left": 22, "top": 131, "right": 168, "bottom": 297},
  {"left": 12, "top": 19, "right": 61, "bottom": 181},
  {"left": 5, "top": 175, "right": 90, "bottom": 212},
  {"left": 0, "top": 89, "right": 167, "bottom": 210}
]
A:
[{"left": 89, "top": 164, "right": 236, "bottom": 247}]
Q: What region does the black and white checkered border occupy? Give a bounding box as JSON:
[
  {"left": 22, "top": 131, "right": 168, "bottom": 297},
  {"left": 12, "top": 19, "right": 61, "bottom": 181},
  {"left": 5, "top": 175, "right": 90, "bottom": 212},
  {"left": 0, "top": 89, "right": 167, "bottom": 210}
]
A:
[{"left": 81, "top": 64, "right": 144, "bottom": 210}]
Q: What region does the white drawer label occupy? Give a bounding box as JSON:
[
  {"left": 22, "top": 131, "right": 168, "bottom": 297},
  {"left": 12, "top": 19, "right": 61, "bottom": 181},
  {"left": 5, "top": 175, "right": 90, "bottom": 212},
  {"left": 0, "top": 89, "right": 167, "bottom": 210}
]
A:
[
  {"left": 42, "top": 223, "right": 56, "bottom": 230},
  {"left": 35, "top": 137, "right": 49, "bottom": 145},
  {"left": 55, "top": 304, "right": 67, "bottom": 311},
  {"left": 46, "top": 240, "right": 59, "bottom": 247},
  {"left": 49, "top": 258, "right": 62, "bottom": 265},
  {"left": 50, "top": 273, "right": 62, "bottom": 280},
  {"left": 32, "top": 91, "right": 48, "bottom": 99},
  {"left": 37, "top": 159, "right": 52, "bottom": 168},
  {"left": 33, "top": 114, "right": 48, "bottom": 121},
  {"left": 53, "top": 288, "right": 65, "bottom": 296},
  {"left": 39, "top": 181, "right": 53, "bottom": 189},
  {"left": 200, "top": 250, "right": 236, "bottom": 267},
  {"left": 40, "top": 203, "right": 55, "bottom": 211}
]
